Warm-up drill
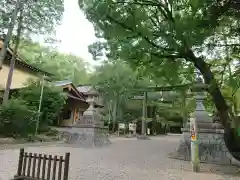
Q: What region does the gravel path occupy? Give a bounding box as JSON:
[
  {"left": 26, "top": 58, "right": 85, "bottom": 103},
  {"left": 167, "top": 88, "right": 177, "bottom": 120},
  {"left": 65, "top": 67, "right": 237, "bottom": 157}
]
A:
[{"left": 0, "top": 135, "right": 239, "bottom": 180}]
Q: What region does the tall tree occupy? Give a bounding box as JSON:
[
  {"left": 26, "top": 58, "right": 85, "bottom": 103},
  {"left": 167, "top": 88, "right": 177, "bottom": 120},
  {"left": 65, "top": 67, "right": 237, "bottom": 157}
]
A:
[
  {"left": 91, "top": 61, "right": 138, "bottom": 131},
  {"left": 78, "top": 0, "right": 239, "bottom": 128},
  {"left": 2, "top": 1, "right": 24, "bottom": 104},
  {"left": 0, "top": 0, "right": 64, "bottom": 67},
  {"left": 0, "top": 0, "right": 22, "bottom": 69}
]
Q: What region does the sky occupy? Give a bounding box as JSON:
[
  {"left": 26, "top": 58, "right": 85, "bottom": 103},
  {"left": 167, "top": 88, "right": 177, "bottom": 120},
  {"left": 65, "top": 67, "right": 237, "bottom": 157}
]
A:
[{"left": 56, "top": 0, "right": 99, "bottom": 68}]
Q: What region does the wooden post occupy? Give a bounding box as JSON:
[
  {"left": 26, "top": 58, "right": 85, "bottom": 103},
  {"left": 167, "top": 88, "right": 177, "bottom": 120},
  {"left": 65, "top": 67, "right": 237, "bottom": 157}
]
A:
[
  {"left": 63, "top": 152, "right": 70, "bottom": 180},
  {"left": 17, "top": 148, "right": 24, "bottom": 176},
  {"left": 36, "top": 75, "right": 45, "bottom": 135}
]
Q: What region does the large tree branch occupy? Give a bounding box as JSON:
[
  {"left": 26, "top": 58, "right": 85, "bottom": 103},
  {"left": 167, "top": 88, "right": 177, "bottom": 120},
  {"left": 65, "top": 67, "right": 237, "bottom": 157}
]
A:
[
  {"left": 206, "top": 43, "right": 240, "bottom": 47},
  {"left": 199, "top": 0, "right": 233, "bottom": 29},
  {"left": 106, "top": 15, "right": 175, "bottom": 52},
  {"left": 113, "top": 0, "right": 174, "bottom": 21},
  {"left": 113, "top": 0, "right": 160, "bottom": 6}
]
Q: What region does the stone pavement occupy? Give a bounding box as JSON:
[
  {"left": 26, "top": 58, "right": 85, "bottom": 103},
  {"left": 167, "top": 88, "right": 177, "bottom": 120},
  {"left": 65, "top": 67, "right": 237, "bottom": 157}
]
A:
[{"left": 0, "top": 135, "right": 239, "bottom": 180}]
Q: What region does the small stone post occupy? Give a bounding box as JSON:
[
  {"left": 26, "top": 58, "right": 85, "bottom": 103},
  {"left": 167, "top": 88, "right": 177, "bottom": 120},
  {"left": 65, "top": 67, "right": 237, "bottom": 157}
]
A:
[
  {"left": 190, "top": 115, "right": 199, "bottom": 172},
  {"left": 191, "top": 75, "right": 207, "bottom": 172},
  {"left": 142, "top": 91, "right": 147, "bottom": 136}
]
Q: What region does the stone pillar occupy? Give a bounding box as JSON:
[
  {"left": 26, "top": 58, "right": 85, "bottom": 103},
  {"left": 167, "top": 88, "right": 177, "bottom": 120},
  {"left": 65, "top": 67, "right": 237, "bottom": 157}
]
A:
[
  {"left": 169, "top": 76, "right": 240, "bottom": 166},
  {"left": 137, "top": 91, "right": 150, "bottom": 140}
]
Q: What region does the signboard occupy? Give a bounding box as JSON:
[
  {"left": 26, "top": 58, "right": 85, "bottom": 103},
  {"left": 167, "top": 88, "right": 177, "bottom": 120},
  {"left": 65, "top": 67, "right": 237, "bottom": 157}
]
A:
[
  {"left": 190, "top": 118, "right": 196, "bottom": 141},
  {"left": 147, "top": 128, "right": 150, "bottom": 135},
  {"left": 129, "top": 123, "right": 136, "bottom": 131},
  {"left": 191, "top": 127, "right": 196, "bottom": 141},
  {"left": 119, "top": 123, "right": 125, "bottom": 129},
  {"left": 133, "top": 96, "right": 144, "bottom": 100}
]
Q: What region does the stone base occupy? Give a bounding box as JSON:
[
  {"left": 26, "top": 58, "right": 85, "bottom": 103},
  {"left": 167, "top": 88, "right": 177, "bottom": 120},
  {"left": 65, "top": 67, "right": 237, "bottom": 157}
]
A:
[
  {"left": 59, "top": 126, "right": 111, "bottom": 148},
  {"left": 169, "top": 131, "right": 240, "bottom": 166},
  {"left": 137, "top": 135, "right": 150, "bottom": 140}
]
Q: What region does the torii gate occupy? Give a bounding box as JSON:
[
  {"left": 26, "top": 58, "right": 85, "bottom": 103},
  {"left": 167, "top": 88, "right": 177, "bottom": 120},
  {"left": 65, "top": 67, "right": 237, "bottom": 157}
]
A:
[{"left": 132, "top": 83, "right": 193, "bottom": 137}]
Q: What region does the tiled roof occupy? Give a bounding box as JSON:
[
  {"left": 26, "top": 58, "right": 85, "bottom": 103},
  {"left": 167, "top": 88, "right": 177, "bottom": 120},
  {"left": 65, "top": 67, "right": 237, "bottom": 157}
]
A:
[
  {"left": 77, "top": 85, "right": 99, "bottom": 95},
  {"left": 55, "top": 80, "right": 72, "bottom": 87},
  {"left": 55, "top": 80, "right": 86, "bottom": 101}
]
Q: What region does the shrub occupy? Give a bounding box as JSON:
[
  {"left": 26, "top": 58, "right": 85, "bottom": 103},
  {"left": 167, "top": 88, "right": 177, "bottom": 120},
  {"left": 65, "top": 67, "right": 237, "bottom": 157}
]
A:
[
  {"left": 0, "top": 99, "right": 38, "bottom": 137},
  {"left": 16, "top": 80, "right": 67, "bottom": 129}
]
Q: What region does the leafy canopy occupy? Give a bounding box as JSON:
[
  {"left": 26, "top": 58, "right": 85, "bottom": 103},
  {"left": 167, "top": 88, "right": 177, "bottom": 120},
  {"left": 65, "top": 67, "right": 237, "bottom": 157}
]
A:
[
  {"left": 0, "top": 0, "right": 64, "bottom": 42},
  {"left": 80, "top": 0, "right": 237, "bottom": 70},
  {"left": 79, "top": 0, "right": 240, "bottom": 125},
  {"left": 17, "top": 39, "right": 90, "bottom": 85},
  {"left": 91, "top": 61, "right": 138, "bottom": 101}
]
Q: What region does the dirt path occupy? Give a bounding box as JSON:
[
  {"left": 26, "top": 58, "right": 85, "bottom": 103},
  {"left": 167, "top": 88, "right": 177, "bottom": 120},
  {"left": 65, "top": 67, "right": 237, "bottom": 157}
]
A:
[{"left": 0, "top": 135, "right": 239, "bottom": 179}]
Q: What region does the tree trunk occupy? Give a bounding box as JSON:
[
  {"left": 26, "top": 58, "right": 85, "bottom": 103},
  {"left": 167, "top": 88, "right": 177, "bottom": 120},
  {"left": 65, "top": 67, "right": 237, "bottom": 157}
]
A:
[
  {"left": 2, "top": 4, "right": 23, "bottom": 104},
  {"left": 180, "top": 90, "right": 188, "bottom": 126},
  {"left": 0, "top": 0, "right": 22, "bottom": 69},
  {"left": 228, "top": 64, "right": 238, "bottom": 115},
  {"left": 112, "top": 99, "right": 118, "bottom": 132},
  {"left": 185, "top": 50, "right": 231, "bottom": 128}
]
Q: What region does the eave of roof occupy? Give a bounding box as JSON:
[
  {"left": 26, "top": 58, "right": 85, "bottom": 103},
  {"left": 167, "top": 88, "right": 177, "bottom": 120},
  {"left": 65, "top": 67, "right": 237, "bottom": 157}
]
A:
[
  {"left": 76, "top": 85, "right": 100, "bottom": 95},
  {"left": 6, "top": 48, "right": 53, "bottom": 77},
  {"left": 67, "top": 93, "right": 89, "bottom": 105},
  {"left": 55, "top": 80, "right": 86, "bottom": 100}
]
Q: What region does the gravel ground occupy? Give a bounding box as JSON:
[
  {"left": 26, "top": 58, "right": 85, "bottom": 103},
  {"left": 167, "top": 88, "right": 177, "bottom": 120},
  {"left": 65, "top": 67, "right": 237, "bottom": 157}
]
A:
[{"left": 0, "top": 135, "right": 239, "bottom": 180}]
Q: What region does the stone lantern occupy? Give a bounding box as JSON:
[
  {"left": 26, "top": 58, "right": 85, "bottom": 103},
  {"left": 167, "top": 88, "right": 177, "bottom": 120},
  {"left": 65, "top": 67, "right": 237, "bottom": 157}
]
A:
[
  {"left": 61, "top": 85, "right": 110, "bottom": 147},
  {"left": 170, "top": 74, "right": 239, "bottom": 165}
]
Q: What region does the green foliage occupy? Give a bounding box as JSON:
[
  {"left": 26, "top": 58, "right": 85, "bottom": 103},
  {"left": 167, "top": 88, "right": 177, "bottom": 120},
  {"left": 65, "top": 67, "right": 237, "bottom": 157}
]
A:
[
  {"left": 91, "top": 61, "right": 138, "bottom": 100},
  {"left": 0, "top": 80, "right": 67, "bottom": 137},
  {"left": 0, "top": 0, "right": 64, "bottom": 42},
  {"left": 91, "top": 61, "right": 139, "bottom": 128},
  {"left": 79, "top": 0, "right": 240, "bottom": 128},
  {"left": 17, "top": 80, "right": 67, "bottom": 128},
  {"left": 17, "top": 39, "right": 90, "bottom": 85},
  {"left": 0, "top": 98, "right": 37, "bottom": 137}
]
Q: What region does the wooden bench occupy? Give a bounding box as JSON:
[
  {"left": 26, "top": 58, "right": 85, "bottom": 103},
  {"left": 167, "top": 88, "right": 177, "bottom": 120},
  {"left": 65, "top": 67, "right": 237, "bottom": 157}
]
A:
[{"left": 13, "top": 148, "right": 70, "bottom": 180}]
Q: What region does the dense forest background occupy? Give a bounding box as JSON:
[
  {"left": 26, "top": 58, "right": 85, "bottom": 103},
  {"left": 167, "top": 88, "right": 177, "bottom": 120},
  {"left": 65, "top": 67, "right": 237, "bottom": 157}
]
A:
[{"left": 0, "top": 0, "right": 240, "bottom": 137}]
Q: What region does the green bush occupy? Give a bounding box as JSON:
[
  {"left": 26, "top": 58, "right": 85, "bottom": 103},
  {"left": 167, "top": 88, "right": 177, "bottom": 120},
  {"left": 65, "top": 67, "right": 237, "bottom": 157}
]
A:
[
  {"left": 17, "top": 80, "right": 67, "bottom": 128},
  {"left": 0, "top": 99, "right": 38, "bottom": 137}
]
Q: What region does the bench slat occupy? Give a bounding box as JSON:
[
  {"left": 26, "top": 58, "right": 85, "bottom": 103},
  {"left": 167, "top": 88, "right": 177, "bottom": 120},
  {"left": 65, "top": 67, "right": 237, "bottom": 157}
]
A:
[
  {"left": 42, "top": 154, "right": 47, "bottom": 179},
  {"left": 52, "top": 156, "right": 57, "bottom": 180},
  {"left": 31, "top": 153, "right": 37, "bottom": 178},
  {"left": 27, "top": 153, "right": 32, "bottom": 176},
  {"left": 47, "top": 155, "right": 52, "bottom": 180},
  {"left": 14, "top": 149, "right": 70, "bottom": 180},
  {"left": 58, "top": 156, "right": 63, "bottom": 180},
  {"left": 22, "top": 153, "right": 28, "bottom": 176},
  {"left": 36, "top": 154, "right": 42, "bottom": 179}
]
